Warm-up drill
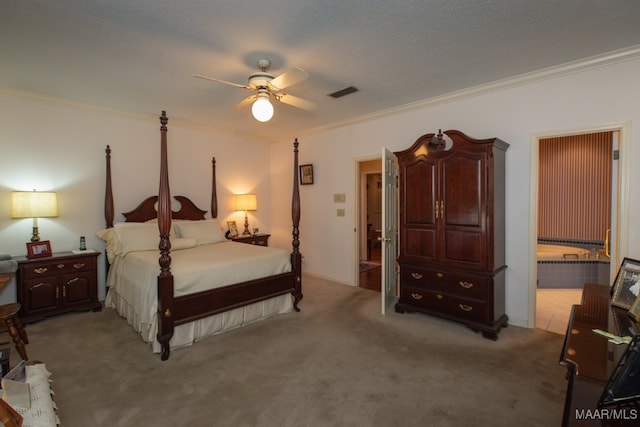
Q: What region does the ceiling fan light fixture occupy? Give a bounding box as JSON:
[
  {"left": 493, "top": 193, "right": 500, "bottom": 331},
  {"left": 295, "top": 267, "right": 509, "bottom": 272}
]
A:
[{"left": 251, "top": 93, "right": 274, "bottom": 122}]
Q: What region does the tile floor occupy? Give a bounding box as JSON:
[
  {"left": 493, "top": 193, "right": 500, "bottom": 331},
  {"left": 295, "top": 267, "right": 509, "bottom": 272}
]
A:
[{"left": 535, "top": 288, "right": 583, "bottom": 335}]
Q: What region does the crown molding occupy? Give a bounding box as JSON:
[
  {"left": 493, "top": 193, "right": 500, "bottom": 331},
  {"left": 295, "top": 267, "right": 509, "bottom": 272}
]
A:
[{"left": 281, "top": 44, "right": 640, "bottom": 142}]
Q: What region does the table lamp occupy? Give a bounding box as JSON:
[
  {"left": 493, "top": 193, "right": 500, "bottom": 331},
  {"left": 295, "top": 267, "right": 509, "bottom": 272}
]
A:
[
  {"left": 11, "top": 190, "right": 59, "bottom": 242},
  {"left": 235, "top": 194, "right": 257, "bottom": 236}
]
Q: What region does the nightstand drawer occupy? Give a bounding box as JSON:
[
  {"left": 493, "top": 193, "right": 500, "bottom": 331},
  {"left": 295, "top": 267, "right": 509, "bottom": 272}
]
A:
[
  {"left": 20, "top": 256, "right": 95, "bottom": 280},
  {"left": 400, "top": 265, "right": 489, "bottom": 301},
  {"left": 232, "top": 234, "right": 270, "bottom": 246}
]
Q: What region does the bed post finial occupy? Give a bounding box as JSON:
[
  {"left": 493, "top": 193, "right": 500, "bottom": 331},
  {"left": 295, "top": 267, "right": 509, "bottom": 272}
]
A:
[
  {"left": 291, "top": 138, "right": 303, "bottom": 311},
  {"left": 160, "top": 110, "right": 168, "bottom": 129}
]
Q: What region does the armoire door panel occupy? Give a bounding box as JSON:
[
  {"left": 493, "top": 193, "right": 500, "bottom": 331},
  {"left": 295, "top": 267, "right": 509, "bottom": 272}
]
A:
[
  {"left": 404, "top": 161, "right": 437, "bottom": 225},
  {"left": 404, "top": 228, "right": 437, "bottom": 259},
  {"left": 442, "top": 155, "right": 484, "bottom": 226},
  {"left": 443, "top": 230, "right": 485, "bottom": 267}
]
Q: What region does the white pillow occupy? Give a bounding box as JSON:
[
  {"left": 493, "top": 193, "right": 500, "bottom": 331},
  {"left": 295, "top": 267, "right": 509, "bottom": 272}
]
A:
[
  {"left": 96, "top": 227, "right": 119, "bottom": 264},
  {"left": 175, "top": 219, "right": 226, "bottom": 245},
  {"left": 171, "top": 237, "right": 197, "bottom": 250},
  {"left": 114, "top": 222, "right": 160, "bottom": 255}
]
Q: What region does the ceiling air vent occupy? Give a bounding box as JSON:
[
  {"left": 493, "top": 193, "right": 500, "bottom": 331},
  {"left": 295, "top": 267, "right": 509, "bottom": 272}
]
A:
[{"left": 328, "top": 86, "right": 359, "bottom": 99}]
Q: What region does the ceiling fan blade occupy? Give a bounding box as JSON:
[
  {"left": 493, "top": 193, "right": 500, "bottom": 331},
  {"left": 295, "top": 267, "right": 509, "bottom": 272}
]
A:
[
  {"left": 269, "top": 67, "right": 308, "bottom": 90},
  {"left": 277, "top": 93, "right": 317, "bottom": 111},
  {"left": 193, "top": 75, "right": 251, "bottom": 90},
  {"left": 234, "top": 95, "right": 257, "bottom": 110}
]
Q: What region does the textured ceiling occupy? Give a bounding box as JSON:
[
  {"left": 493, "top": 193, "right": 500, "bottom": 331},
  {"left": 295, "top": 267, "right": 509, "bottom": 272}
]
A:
[{"left": 2, "top": 1, "right": 640, "bottom": 141}]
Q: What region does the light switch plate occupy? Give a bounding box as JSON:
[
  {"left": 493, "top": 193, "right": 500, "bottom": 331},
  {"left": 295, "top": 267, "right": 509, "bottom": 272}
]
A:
[
  {"left": 337, "top": 208, "right": 345, "bottom": 217},
  {"left": 333, "top": 193, "right": 346, "bottom": 203}
]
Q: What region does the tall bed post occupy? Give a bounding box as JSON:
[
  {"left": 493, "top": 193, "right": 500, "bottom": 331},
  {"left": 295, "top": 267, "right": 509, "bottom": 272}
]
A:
[
  {"left": 105, "top": 145, "right": 114, "bottom": 228},
  {"left": 156, "top": 111, "right": 174, "bottom": 361},
  {"left": 211, "top": 157, "right": 218, "bottom": 219},
  {"left": 291, "top": 138, "right": 303, "bottom": 310}
]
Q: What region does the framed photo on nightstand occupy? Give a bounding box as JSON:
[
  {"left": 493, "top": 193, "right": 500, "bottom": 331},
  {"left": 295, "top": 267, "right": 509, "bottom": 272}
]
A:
[
  {"left": 227, "top": 221, "right": 239, "bottom": 238},
  {"left": 26, "top": 240, "right": 52, "bottom": 259}
]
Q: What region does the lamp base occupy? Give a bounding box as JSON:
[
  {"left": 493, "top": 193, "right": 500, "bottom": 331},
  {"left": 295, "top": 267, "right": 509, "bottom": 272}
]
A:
[
  {"left": 243, "top": 213, "right": 251, "bottom": 236},
  {"left": 31, "top": 226, "right": 40, "bottom": 242}
]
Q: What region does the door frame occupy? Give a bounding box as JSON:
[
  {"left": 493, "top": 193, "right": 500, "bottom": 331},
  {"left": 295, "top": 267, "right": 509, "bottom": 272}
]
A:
[
  {"left": 528, "top": 121, "right": 630, "bottom": 327},
  {"left": 355, "top": 156, "right": 383, "bottom": 287}
]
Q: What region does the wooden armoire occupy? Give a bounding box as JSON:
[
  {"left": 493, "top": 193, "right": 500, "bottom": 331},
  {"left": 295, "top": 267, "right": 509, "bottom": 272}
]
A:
[{"left": 394, "top": 129, "right": 509, "bottom": 340}]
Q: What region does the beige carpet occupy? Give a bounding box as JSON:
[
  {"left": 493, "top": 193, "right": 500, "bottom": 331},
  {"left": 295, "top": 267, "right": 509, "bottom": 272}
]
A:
[{"left": 25, "top": 275, "right": 566, "bottom": 426}]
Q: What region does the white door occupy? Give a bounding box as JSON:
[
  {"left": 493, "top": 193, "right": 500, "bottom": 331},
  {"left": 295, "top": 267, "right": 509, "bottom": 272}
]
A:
[{"left": 381, "top": 148, "right": 398, "bottom": 314}]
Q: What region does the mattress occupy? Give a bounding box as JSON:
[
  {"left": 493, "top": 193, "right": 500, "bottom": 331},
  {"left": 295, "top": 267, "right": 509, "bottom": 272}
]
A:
[{"left": 104, "top": 241, "right": 293, "bottom": 353}]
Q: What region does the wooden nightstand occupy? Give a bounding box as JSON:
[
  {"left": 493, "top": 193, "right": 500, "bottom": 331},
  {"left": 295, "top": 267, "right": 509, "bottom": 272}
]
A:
[
  {"left": 14, "top": 251, "right": 102, "bottom": 323},
  {"left": 232, "top": 234, "right": 270, "bottom": 246}
]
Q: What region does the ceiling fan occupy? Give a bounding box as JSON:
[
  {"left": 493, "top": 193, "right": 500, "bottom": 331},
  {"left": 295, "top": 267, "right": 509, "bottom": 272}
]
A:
[{"left": 194, "top": 59, "right": 316, "bottom": 122}]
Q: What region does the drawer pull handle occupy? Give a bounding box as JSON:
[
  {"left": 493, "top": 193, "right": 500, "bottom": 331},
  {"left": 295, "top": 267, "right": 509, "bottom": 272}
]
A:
[
  {"left": 33, "top": 267, "right": 48, "bottom": 274},
  {"left": 410, "top": 293, "right": 423, "bottom": 300},
  {"left": 436, "top": 272, "right": 443, "bottom": 278},
  {"left": 411, "top": 273, "right": 423, "bottom": 280},
  {"left": 459, "top": 281, "right": 474, "bottom": 289},
  {"left": 57, "top": 264, "right": 65, "bottom": 269},
  {"left": 73, "top": 263, "right": 85, "bottom": 269},
  {"left": 459, "top": 304, "right": 473, "bottom": 312},
  {"left": 436, "top": 294, "right": 443, "bottom": 299}
]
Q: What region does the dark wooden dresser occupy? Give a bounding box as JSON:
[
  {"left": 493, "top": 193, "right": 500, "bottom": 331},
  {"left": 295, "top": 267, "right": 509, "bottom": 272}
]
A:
[
  {"left": 14, "top": 251, "right": 102, "bottom": 323},
  {"left": 560, "top": 283, "right": 640, "bottom": 426},
  {"left": 394, "top": 129, "right": 509, "bottom": 340}
]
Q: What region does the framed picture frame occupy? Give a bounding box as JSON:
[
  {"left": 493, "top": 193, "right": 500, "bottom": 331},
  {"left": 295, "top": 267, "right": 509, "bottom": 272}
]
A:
[
  {"left": 226, "top": 221, "right": 239, "bottom": 238},
  {"left": 299, "top": 164, "right": 314, "bottom": 185},
  {"left": 611, "top": 257, "right": 640, "bottom": 310},
  {"left": 612, "top": 306, "right": 640, "bottom": 336},
  {"left": 629, "top": 296, "right": 640, "bottom": 323},
  {"left": 26, "top": 240, "right": 52, "bottom": 259}
]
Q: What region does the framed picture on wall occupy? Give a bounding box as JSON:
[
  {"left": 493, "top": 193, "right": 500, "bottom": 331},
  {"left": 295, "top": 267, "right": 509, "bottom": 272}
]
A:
[
  {"left": 611, "top": 257, "right": 640, "bottom": 310},
  {"left": 300, "top": 164, "right": 314, "bottom": 185}
]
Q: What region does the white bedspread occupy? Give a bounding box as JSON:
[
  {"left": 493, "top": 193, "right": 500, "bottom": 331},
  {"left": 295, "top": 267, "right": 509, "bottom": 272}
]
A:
[{"left": 104, "top": 241, "right": 293, "bottom": 353}]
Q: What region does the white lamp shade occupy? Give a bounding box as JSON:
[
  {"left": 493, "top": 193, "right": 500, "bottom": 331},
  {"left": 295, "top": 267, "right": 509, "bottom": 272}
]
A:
[
  {"left": 235, "top": 194, "right": 257, "bottom": 211},
  {"left": 11, "top": 191, "right": 59, "bottom": 218},
  {"left": 251, "top": 97, "right": 274, "bottom": 122}
]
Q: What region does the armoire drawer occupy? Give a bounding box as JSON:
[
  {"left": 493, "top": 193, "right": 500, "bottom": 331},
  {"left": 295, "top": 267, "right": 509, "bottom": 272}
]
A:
[
  {"left": 400, "top": 265, "right": 489, "bottom": 301},
  {"left": 400, "top": 285, "right": 490, "bottom": 323}
]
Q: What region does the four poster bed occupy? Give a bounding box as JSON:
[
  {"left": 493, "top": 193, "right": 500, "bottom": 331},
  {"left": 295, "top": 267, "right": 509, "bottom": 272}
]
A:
[{"left": 101, "top": 111, "right": 302, "bottom": 360}]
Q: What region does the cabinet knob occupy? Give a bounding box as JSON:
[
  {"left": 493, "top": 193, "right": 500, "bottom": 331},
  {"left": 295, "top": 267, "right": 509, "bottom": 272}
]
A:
[
  {"left": 459, "top": 304, "right": 473, "bottom": 312},
  {"left": 436, "top": 272, "right": 444, "bottom": 278},
  {"left": 411, "top": 272, "right": 423, "bottom": 279},
  {"left": 57, "top": 264, "right": 65, "bottom": 269},
  {"left": 436, "top": 294, "right": 443, "bottom": 299},
  {"left": 33, "top": 267, "right": 48, "bottom": 274},
  {"left": 459, "top": 281, "right": 474, "bottom": 289},
  {"left": 410, "top": 293, "right": 423, "bottom": 300},
  {"left": 73, "top": 263, "right": 85, "bottom": 269}
]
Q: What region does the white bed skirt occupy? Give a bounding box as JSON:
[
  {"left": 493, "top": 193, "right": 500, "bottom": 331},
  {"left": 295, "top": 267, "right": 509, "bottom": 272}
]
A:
[{"left": 105, "top": 289, "right": 293, "bottom": 353}]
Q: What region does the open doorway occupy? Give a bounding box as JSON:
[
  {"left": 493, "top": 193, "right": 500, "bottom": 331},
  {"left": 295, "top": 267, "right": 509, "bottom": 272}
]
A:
[
  {"left": 533, "top": 127, "right": 624, "bottom": 334},
  {"left": 358, "top": 159, "right": 382, "bottom": 292}
]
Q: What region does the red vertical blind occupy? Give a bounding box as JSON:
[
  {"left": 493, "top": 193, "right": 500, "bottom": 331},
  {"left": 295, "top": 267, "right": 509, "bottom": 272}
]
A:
[{"left": 538, "top": 132, "right": 612, "bottom": 242}]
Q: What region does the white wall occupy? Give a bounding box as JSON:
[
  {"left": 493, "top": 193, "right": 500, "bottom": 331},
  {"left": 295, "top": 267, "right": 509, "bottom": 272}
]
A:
[
  {"left": 270, "top": 57, "right": 640, "bottom": 327},
  {"left": 0, "top": 96, "right": 273, "bottom": 304}
]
